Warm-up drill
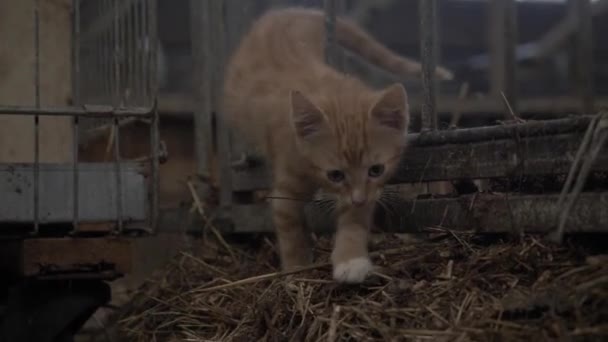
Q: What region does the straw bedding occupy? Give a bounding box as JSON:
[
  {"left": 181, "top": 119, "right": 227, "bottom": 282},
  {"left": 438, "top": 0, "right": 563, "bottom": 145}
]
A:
[{"left": 117, "top": 229, "right": 607, "bottom": 341}]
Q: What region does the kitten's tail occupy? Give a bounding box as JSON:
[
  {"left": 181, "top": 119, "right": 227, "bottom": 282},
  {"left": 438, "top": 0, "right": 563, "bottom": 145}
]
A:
[{"left": 335, "top": 17, "right": 453, "bottom": 81}]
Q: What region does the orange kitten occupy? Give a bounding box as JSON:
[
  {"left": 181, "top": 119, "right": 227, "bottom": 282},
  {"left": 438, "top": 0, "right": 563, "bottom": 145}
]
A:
[{"left": 222, "top": 8, "right": 449, "bottom": 283}]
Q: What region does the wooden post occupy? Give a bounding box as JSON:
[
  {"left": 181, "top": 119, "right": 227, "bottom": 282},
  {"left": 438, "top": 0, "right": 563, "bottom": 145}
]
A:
[
  {"left": 189, "top": 0, "right": 213, "bottom": 180},
  {"left": 419, "top": 0, "right": 438, "bottom": 131},
  {"left": 571, "top": 0, "right": 594, "bottom": 114},
  {"left": 489, "top": 0, "right": 518, "bottom": 118},
  {"left": 208, "top": 0, "right": 233, "bottom": 214}
]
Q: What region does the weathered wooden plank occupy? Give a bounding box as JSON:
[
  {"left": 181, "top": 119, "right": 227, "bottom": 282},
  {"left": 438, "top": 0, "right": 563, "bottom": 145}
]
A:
[
  {"left": 225, "top": 192, "right": 608, "bottom": 234},
  {"left": 0, "top": 237, "right": 132, "bottom": 277},
  {"left": 231, "top": 118, "right": 606, "bottom": 190},
  {"left": 395, "top": 192, "right": 608, "bottom": 233},
  {"left": 408, "top": 116, "right": 592, "bottom": 146},
  {"left": 393, "top": 133, "right": 608, "bottom": 183}
]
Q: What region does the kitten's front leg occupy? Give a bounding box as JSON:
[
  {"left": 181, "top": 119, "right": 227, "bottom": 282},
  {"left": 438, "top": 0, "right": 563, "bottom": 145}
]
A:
[
  {"left": 271, "top": 185, "right": 312, "bottom": 271},
  {"left": 331, "top": 204, "right": 375, "bottom": 283}
]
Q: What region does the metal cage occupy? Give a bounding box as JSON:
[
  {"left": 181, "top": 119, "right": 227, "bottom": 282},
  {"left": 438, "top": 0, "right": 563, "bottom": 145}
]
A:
[
  {"left": 0, "top": 0, "right": 160, "bottom": 236},
  {"left": 190, "top": 0, "right": 607, "bottom": 237}
]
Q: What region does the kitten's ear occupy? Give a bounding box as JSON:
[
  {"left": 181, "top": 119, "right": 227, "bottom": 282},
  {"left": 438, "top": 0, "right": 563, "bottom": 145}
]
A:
[
  {"left": 369, "top": 83, "right": 409, "bottom": 132},
  {"left": 290, "top": 90, "right": 326, "bottom": 138}
]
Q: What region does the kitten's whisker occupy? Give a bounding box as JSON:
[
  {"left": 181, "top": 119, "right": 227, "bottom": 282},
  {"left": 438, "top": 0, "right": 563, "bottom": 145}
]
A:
[
  {"left": 265, "top": 196, "right": 311, "bottom": 203},
  {"left": 312, "top": 198, "right": 337, "bottom": 215},
  {"left": 379, "top": 191, "right": 403, "bottom": 202},
  {"left": 377, "top": 198, "right": 398, "bottom": 219}
]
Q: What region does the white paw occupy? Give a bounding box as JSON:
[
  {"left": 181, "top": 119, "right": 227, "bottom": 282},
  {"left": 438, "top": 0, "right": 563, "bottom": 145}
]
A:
[{"left": 332, "top": 257, "right": 373, "bottom": 283}]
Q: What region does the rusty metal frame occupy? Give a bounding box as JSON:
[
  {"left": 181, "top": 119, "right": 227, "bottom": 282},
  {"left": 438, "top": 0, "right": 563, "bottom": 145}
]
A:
[
  {"left": 190, "top": 0, "right": 602, "bottom": 234},
  {"left": 0, "top": 0, "right": 160, "bottom": 235}
]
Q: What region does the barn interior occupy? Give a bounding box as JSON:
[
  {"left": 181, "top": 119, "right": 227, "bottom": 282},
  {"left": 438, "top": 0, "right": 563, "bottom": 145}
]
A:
[{"left": 0, "top": 0, "right": 607, "bottom": 341}]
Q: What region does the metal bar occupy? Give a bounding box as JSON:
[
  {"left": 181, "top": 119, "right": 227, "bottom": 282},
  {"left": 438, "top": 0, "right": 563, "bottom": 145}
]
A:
[
  {"left": 104, "top": 0, "right": 112, "bottom": 102},
  {"left": 489, "top": 0, "right": 518, "bottom": 117},
  {"left": 419, "top": 0, "right": 438, "bottom": 131},
  {"left": 190, "top": 0, "right": 213, "bottom": 180},
  {"left": 148, "top": 0, "right": 159, "bottom": 233},
  {"left": 72, "top": 117, "right": 80, "bottom": 232},
  {"left": 113, "top": 0, "right": 120, "bottom": 106},
  {"left": 148, "top": 0, "right": 157, "bottom": 105},
  {"left": 95, "top": 1, "right": 102, "bottom": 102},
  {"left": 127, "top": 2, "right": 135, "bottom": 106},
  {"left": 0, "top": 105, "right": 153, "bottom": 117},
  {"left": 141, "top": 0, "right": 149, "bottom": 103},
  {"left": 112, "top": 0, "right": 123, "bottom": 233},
  {"left": 135, "top": 1, "right": 143, "bottom": 104},
  {"left": 120, "top": 0, "right": 126, "bottom": 106},
  {"left": 33, "top": 0, "right": 41, "bottom": 234},
  {"left": 150, "top": 101, "right": 159, "bottom": 232},
  {"left": 100, "top": 0, "right": 107, "bottom": 101},
  {"left": 113, "top": 118, "right": 123, "bottom": 233},
  {"left": 209, "top": 0, "right": 233, "bottom": 214},
  {"left": 72, "top": 0, "right": 81, "bottom": 233},
  {"left": 572, "top": 0, "right": 594, "bottom": 113},
  {"left": 324, "top": 0, "right": 339, "bottom": 68}
]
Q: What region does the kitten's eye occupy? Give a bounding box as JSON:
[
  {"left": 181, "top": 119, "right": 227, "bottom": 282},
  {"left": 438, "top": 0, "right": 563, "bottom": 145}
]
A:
[
  {"left": 368, "top": 164, "right": 385, "bottom": 178},
  {"left": 326, "top": 170, "right": 345, "bottom": 183}
]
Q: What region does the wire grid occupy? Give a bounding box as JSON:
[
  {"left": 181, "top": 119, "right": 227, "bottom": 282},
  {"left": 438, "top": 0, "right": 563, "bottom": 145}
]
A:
[{"left": 76, "top": 0, "right": 157, "bottom": 135}]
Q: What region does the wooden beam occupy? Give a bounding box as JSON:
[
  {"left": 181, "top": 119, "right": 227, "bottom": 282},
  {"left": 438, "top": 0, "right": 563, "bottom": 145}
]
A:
[
  {"left": 230, "top": 116, "right": 606, "bottom": 191},
  {"left": 222, "top": 192, "right": 608, "bottom": 234},
  {"left": 394, "top": 192, "right": 608, "bottom": 233},
  {"left": 393, "top": 132, "right": 607, "bottom": 183},
  {"left": 0, "top": 237, "right": 132, "bottom": 278}
]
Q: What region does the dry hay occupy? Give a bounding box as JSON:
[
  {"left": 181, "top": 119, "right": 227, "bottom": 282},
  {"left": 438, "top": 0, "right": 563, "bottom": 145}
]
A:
[{"left": 117, "top": 230, "right": 608, "bottom": 341}]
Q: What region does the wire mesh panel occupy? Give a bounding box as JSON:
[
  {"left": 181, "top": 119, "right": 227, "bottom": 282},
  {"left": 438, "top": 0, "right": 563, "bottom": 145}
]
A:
[
  {"left": 0, "top": 0, "right": 160, "bottom": 235},
  {"left": 76, "top": 0, "right": 158, "bottom": 135},
  {"left": 73, "top": 0, "right": 160, "bottom": 233}
]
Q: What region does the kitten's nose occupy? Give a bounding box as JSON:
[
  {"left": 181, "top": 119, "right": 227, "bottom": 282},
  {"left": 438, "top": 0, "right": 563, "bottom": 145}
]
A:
[{"left": 351, "top": 190, "right": 366, "bottom": 206}]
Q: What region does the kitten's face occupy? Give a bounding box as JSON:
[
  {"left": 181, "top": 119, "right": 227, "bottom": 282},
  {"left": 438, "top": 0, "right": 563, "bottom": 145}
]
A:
[{"left": 290, "top": 83, "right": 409, "bottom": 207}]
